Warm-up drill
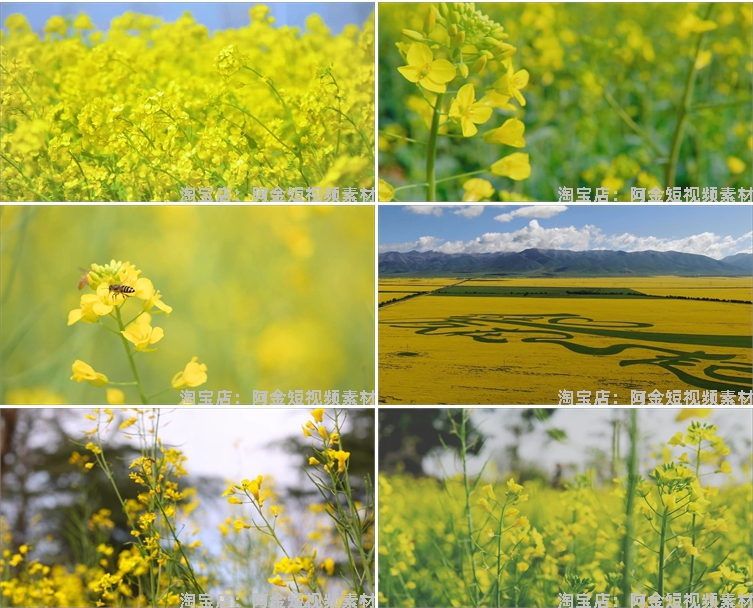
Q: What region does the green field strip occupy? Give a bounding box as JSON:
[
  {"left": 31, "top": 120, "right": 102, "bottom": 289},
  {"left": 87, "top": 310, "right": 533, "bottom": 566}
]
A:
[{"left": 431, "top": 286, "right": 651, "bottom": 298}]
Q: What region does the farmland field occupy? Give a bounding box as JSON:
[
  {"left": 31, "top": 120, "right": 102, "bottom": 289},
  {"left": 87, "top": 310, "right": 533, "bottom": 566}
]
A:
[
  {"left": 379, "top": 277, "right": 752, "bottom": 405},
  {"left": 379, "top": 278, "right": 465, "bottom": 304},
  {"left": 378, "top": 409, "right": 753, "bottom": 607}
]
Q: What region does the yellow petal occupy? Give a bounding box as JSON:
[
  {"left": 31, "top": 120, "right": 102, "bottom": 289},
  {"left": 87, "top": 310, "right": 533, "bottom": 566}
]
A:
[
  {"left": 430, "top": 59, "right": 457, "bottom": 84},
  {"left": 421, "top": 75, "right": 448, "bottom": 94},
  {"left": 456, "top": 83, "right": 475, "bottom": 107},
  {"left": 463, "top": 178, "right": 494, "bottom": 202},
  {"left": 397, "top": 65, "right": 421, "bottom": 83},
  {"left": 469, "top": 104, "right": 492, "bottom": 125},
  {"left": 407, "top": 42, "right": 433, "bottom": 66},
  {"left": 378, "top": 179, "right": 395, "bottom": 202},
  {"left": 483, "top": 118, "right": 526, "bottom": 147},
  {"left": 461, "top": 117, "right": 478, "bottom": 137},
  {"left": 491, "top": 153, "right": 531, "bottom": 180}
]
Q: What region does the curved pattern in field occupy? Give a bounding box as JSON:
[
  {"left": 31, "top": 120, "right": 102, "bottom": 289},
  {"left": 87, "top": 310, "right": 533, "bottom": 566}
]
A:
[{"left": 385, "top": 313, "right": 753, "bottom": 392}]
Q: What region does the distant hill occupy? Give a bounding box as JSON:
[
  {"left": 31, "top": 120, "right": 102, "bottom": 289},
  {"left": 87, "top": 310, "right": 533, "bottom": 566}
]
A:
[
  {"left": 722, "top": 252, "right": 753, "bottom": 272},
  {"left": 379, "top": 249, "right": 753, "bottom": 277}
]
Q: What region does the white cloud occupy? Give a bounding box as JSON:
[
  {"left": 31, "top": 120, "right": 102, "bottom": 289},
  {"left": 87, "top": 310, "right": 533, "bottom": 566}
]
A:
[
  {"left": 605, "top": 230, "right": 753, "bottom": 260},
  {"left": 404, "top": 205, "right": 444, "bottom": 216},
  {"left": 494, "top": 205, "right": 568, "bottom": 223},
  {"left": 453, "top": 206, "right": 485, "bottom": 218},
  {"left": 403, "top": 205, "right": 489, "bottom": 218},
  {"left": 378, "top": 236, "right": 445, "bottom": 253},
  {"left": 378, "top": 222, "right": 753, "bottom": 259}
]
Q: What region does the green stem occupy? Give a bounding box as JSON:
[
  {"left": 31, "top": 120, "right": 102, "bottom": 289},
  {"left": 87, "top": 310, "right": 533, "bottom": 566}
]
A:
[
  {"left": 688, "top": 441, "right": 702, "bottom": 590},
  {"left": 496, "top": 500, "right": 508, "bottom": 607},
  {"left": 115, "top": 307, "right": 148, "bottom": 405},
  {"left": 426, "top": 93, "right": 445, "bottom": 201},
  {"left": 147, "top": 387, "right": 175, "bottom": 402},
  {"left": 621, "top": 409, "right": 638, "bottom": 608},
  {"left": 378, "top": 130, "right": 425, "bottom": 145},
  {"left": 665, "top": 3, "right": 714, "bottom": 187},
  {"left": 459, "top": 409, "right": 480, "bottom": 606},
  {"left": 435, "top": 169, "right": 486, "bottom": 185},
  {"left": 658, "top": 505, "right": 668, "bottom": 596},
  {"left": 604, "top": 90, "right": 666, "bottom": 159}
]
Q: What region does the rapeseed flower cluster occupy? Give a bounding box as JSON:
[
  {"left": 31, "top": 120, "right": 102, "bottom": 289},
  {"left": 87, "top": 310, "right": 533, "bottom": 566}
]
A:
[
  {"left": 222, "top": 409, "right": 374, "bottom": 600},
  {"left": 380, "top": 3, "right": 752, "bottom": 201},
  {"left": 1, "top": 409, "right": 207, "bottom": 607},
  {"left": 378, "top": 412, "right": 752, "bottom": 607},
  {"left": 67, "top": 260, "right": 206, "bottom": 404},
  {"left": 380, "top": 2, "right": 531, "bottom": 202},
  {"left": 1, "top": 7, "right": 374, "bottom": 201}
]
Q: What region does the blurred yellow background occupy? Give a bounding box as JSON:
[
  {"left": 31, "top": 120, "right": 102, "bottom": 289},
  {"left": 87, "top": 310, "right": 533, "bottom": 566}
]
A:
[{"left": 1, "top": 205, "right": 374, "bottom": 404}]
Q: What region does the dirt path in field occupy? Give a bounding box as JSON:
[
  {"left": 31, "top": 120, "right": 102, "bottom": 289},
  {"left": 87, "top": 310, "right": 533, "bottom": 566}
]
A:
[{"left": 378, "top": 278, "right": 470, "bottom": 308}]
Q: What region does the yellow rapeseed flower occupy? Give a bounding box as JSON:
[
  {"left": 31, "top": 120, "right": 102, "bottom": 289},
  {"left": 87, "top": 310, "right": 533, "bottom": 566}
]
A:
[
  {"left": 44, "top": 16, "right": 68, "bottom": 37},
  {"left": 378, "top": 179, "right": 395, "bottom": 202},
  {"left": 121, "top": 313, "right": 164, "bottom": 352},
  {"left": 448, "top": 84, "right": 492, "bottom": 137},
  {"left": 506, "top": 478, "right": 524, "bottom": 493},
  {"left": 171, "top": 357, "right": 208, "bottom": 389},
  {"left": 106, "top": 388, "right": 125, "bottom": 405},
  {"left": 493, "top": 63, "right": 529, "bottom": 106},
  {"left": 321, "top": 557, "right": 335, "bottom": 576},
  {"left": 482, "top": 118, "right": 526, "bottom": 147},
  {"left": 68, "top": 294, "right": 113, "bottom": 325},
  {"left": 398, "top": 43, "right": 456, "bottom": 93},
  {"left": 482, "top": 483, "right": 496, "bottom": 501},
  {"left": 491, "top": 153, "right": 531, "bottom": 181},
  {"left": 462, "top": 178, "right": 494, "bottom": 202},
  {"left": 71, "top": 360, "right": 108, "bottom": 387}
]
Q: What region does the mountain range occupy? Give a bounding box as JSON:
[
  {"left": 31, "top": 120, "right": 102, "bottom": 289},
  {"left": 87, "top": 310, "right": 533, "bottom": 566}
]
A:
[{"left": 378, "top": 249, "right": 753, "bottom": 277}]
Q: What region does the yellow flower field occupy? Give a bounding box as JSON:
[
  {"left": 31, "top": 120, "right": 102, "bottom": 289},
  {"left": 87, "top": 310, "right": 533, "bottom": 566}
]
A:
[
  {"left": 0, "top": 408, "right": 374, "bottom": 606},
  {"left": 379, "top": 282, "right": 752, "bottom": 404},
  {"left": 457, "top": 277, "right": 753, "bottom": 302},
  {"left": 379, "top": 414, "right": 753, "bottom": 607},
  {"left": 1, "top": 6, "right": 374, "bottom": 201},
  {"left": 379, "top": 278, "right": 463, "bottom": 303}
]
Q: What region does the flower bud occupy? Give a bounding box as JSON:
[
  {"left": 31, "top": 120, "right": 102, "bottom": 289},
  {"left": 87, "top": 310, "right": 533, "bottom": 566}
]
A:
[
  {"left": 424, "top": 9, "right": 436, "bottom": 34},
  {"left": 458, "top": 63, "right": 469, "bottom": 78},
  {"left": 402, "top": 29, "right": 425, "bottom": 42},
  {"left": 471, "top": 55, "right": 487, "bottom": 73},
  {"left": 452, "top": 31, "right": 466, "bottom": 48},
  {"left": 491, "top": 26, "right": 507, "bottom": 39},
  {"left": 495, "top": 44, "right": 516, "bottom": 59},
  {"left": 448, "top": 24, "right": 458, "bottom": 37},
  {"left": 439, "top": 3, "right": 449, "bottom": 18}
]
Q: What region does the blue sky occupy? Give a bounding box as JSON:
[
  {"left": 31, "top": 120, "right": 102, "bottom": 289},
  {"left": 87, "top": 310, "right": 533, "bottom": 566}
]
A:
[
  {"left": 1, "top": 3, "right": 373, "bottom": 35},
  {"left": 378, "top": 205, "right": 753, "bottom": 259}
]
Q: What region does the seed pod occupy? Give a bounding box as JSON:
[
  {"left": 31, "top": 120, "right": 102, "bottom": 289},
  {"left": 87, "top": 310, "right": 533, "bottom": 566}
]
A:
[
  {"left": 458, "top": 63, "right": 469, "bottom": 78},
  {"left": 402, "top": 29, "right": 425, "bottom": 42},
  {"left": 471, "top": 55, "right": 487, "bottom": 73}
]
